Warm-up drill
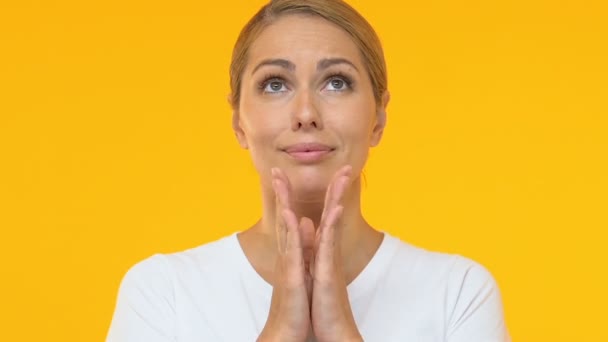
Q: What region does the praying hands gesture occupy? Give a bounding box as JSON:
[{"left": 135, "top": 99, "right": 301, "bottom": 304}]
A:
[{"left": 257, "top": 165, "right": 363, "bottom": 342}]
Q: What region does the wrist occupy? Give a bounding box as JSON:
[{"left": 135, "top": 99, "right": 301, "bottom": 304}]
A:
[
  {"left": 345, "top": 333, "right": 364, "bottom": 342},
  {"left": 340, "top": 325, "right": 364, "bottom": 342},
  {"left": 256, "top": 328, "right": 280, "bottom": 342},
  {"left": 257, "top": 328, "right": 304, "bottom": 342},
  {"left": 320, "top": 327, "right": 363, "bottom": 342},
  {"left": 340, "top": 319, "right": 363, "bottom": 342}
]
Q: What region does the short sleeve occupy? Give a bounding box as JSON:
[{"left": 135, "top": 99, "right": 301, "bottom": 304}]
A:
[
  {"left": 446, "top": 257, "right": 511, "bottom": 342},
  {"left": 106, "top": 254, "right": 176, "bottom": 342}
]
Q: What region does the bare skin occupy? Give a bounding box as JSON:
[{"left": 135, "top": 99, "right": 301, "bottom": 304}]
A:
[
  {"left": 233, "top": 14, "right": 389, "bottom": 342},
  {"left": 241, "top": 165, "right": 383, "bottom": 341}
]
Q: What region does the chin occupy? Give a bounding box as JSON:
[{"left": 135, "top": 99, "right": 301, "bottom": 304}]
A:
[
  {"left": 290, "top": 182, "right": 327, "bottom": 203},
  {"left": 288, "top": 169, "right": 332, "bottom": 203}
]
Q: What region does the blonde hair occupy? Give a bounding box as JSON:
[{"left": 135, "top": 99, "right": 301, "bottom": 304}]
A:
[{"left": 229, "top": 0, "right": 387, "bottom": 108}]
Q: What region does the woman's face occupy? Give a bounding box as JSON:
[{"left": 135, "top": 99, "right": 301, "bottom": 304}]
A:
[{"left": 234, "top": 14, "right": 387, "bottom": 201}]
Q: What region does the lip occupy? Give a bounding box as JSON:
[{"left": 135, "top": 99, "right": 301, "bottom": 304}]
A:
[
  {"left": 282, "top": 143, "right": 335, "bottom": 163},
  {"left": 283, "top": 143, "right": 333, "bottom": 153}
]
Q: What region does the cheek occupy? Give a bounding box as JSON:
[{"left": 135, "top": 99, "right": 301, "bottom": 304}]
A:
[
  {"left": 329, "top": 102, "right": 376, "bottom": 167},
  {"left": 244, "top": 119, "right": 280, "bottom": 154},
  {"left": 240, "top": 112, "right": 284, "bottom": 169},
  {"left": 242, "top": 122, "right": 280, "bottom": 178},
  {"left": 331, "top": 102, "right": 376, "bottom": 142},
  {"left": 240, "top": 101, "right": 282, "bottom": 143}
]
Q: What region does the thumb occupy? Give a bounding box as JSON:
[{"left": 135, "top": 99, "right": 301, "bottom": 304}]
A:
[{"left": 299, "top": 217, "right": 315, "bottom": 267}]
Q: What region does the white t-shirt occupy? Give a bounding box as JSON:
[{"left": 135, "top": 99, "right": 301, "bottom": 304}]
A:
[{"left": 107, "top": 231, "right": 510, "bottom": 341}]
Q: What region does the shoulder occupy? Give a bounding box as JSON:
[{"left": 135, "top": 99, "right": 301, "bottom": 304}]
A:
[
  {"left": 118, "top": 232, "right": 239, "bottom": 296},
  {"left": 386, "top": 233, "right": 498, "bottom": 288},
  {"left": 384, "top": 234, "right": 509, "bottom": 340},
  {"left": 163, "top": 232, "right": 240, "bottom": 273},
  {"left": 108, "top": 254, "right": 177, "bottom": 340},
  {"left": 108, "top": 233, "right": 244, "bottom": 340},
  {"left": 118, "top": 253, "right": 174, "bottom": 302},
  {"left": 382, "top": 233, "right": 504, "bottom": 316}
]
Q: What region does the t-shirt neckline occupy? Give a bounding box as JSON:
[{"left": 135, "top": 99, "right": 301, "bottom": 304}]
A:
[{"left": 231, "top": 230, "right": 399, "bottom": 301}]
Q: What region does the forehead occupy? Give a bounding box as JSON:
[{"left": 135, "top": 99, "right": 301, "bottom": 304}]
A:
[{"left": 247, "top": 14, "right": 363, "bottom": 71}]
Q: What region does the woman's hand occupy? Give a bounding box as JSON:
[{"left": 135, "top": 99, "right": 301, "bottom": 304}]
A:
[
  {"left": 257, "top": 169, "right": 313, "bottom": 342},
  {"left": 259, "top": 165, "right": 363, "bottom": 342},
  {"left": 309, "top": 165, "right": 363, "bottom": 342}
]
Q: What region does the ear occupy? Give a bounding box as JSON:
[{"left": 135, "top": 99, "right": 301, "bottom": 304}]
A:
[
  {"left": 226, "top": 93, "right": 249, "bottom": 149},
  {"left": 229, "top": 94, "right": 249, "bottom": 149},
  {"left": 370, "top": 90, "right": 390, "bottom": 147}
]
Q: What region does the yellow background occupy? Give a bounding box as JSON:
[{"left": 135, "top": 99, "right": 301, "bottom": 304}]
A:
[{"left": 1, "top": 0, "right": 606, "bottom": 340}]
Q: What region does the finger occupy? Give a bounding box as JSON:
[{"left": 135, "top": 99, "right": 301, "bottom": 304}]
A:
[
  {"left": 330, "top": 176, "right": 349, "bottom": 244},
  {"left": 316, "top": 205, "right": 344, "bottom": 278},
  {"left": 319, "top": 205, "right": 343, "bottom": 247},
  {"left": 322, "top": 165, "right": 351, "bottom": 209},
  {"left": 321, "top": 166, "right": 352, "bottom": 211},
  {"left": 272, "top": 178, "right": 287, "bottom": 253},
  {"left": 330, "top": 175, "right": 350, "bottom": 209},
  {"left": 298, "top": 217, "right": 316, "bottom": 304},
  {"left": 299, "top": 217, "right": 315, "bottom": 265},
  {"left": 274, "top": 169, "right": 296, "bottom": 250},
  {"left": 272, "top": 168, "right": 295, "bottom": 249},
  {"left": 282, "top": 208, "right": 301, "bottom": 251},
  {"left": 274, "top": 176, "right": 290, "bottom": 210},
  {"left": 320, "top": 180, "right": 335, "bottom": 229},
  {"left": 282, "top": 208, "right": 307, "bottom": 288},
  {"left": 275, "top": 168, "right": 292, "bottom": 207},
  {"left": 319, "top": 166, "right": 352, "bottom": 230}
]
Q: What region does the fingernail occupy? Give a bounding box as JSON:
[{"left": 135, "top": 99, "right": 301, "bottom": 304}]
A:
[
  {"left": 341, "top": 175, "right": 350, "bottom": 186},
  {"left": 271, "top": 179, "right": 278, "bottom": 191}
]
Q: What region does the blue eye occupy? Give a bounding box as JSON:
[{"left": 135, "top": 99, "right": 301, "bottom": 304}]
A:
[
  {"left": 262, "top": 78, "right": 287, "bottom": 93},
  {"left": 325, "top": 76, "right": 351, "bottom": 91}
]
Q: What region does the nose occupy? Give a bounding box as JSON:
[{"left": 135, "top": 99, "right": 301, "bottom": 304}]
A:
[{"left": 291, "top": 89, "right": 323, "bottom": 131}]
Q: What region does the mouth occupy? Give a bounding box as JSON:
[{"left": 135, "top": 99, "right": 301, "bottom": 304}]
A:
[
  {"left": 285, "top": 149, "right": 334, "bottom": 162},
  {"left": 282, "top": 143, "right": 335, "bottom": 163}
]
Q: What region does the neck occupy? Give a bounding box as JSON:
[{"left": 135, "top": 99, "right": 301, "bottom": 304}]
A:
[{"left": 251, "top": 175, "right": 377, "bottom": 283}]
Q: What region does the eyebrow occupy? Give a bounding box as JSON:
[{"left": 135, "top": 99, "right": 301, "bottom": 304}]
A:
[
  {"left": 251, "top": 57, "right": 359, "bottom": 75},
  {"left": 317, "top": 58, "right": 359, "bottom": 72},
  {"left": 251, "top": 59, "right": 295, "bottom": 75}
]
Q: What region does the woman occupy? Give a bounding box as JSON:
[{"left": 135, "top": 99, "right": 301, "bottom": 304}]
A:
[{"left": 107, "top": 0, "right": 510, "bottom": 341}]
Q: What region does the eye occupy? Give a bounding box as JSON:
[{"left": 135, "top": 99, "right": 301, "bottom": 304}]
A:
[
  {"left": 262, "top": 78, "right": 288, "bottom": 93},
  {"left": 325, "top": 75, "right": 351, "bottom": 91}
]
